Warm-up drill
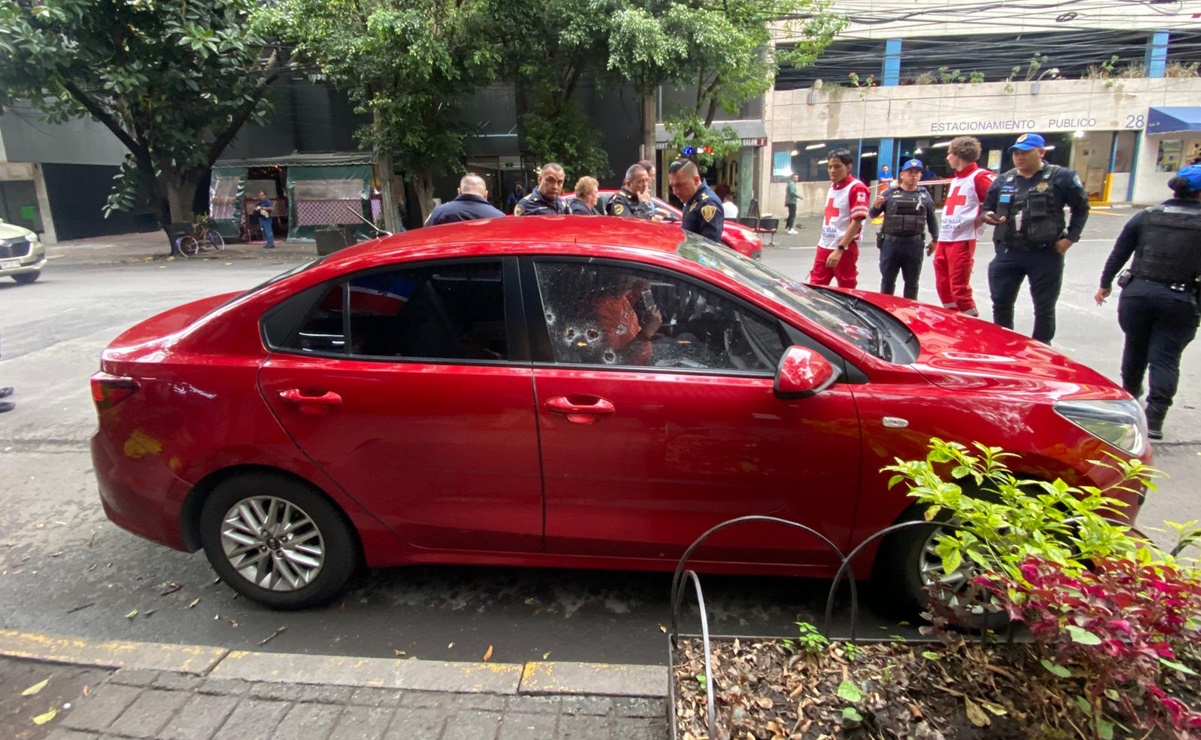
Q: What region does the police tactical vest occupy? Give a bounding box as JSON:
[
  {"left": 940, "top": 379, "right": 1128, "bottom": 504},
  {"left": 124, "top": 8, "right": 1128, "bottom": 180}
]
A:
[
  {"left": 881, "top": 188, "right": 926, "bottom": 239},
  {"left": 995, "top": 165, "right": 1066, "bottom": 249},
  {"left": 1131, "top": 205, "right": 1201, "bottom": 285}
]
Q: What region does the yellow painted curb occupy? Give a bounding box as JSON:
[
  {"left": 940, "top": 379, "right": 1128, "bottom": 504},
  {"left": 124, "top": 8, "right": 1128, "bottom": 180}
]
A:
[{"left": 0, "top": 629, "right": 228, "bottom": 674}]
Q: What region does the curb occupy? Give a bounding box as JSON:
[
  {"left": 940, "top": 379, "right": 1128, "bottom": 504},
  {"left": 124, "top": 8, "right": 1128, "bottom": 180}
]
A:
[{"left": 0, "top": 629, "right": 666, "bottom": 698}]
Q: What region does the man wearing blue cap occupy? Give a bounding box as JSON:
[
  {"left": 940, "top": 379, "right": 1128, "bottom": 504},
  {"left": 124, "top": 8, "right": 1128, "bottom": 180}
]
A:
[
  {"left": 982, "top": 133, "right": 1089, "bottom": 343},
  {"left": 869, "top": 158, "right": 938, "bottom": 300},
  {"left": 1094, "top": 164, "right": 1201, "bottom": 440}
]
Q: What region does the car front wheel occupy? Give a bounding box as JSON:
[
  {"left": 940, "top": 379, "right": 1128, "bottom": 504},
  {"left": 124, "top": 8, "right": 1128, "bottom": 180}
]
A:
[
  {"left": 872, "top": 504, "right": 1010, "bottom": 629},
  {"left": 12, "top": 271, "right": 40, "bottom": 284},
  {"left": 199, "top": 473, "right": 357, "bottom": 609}
]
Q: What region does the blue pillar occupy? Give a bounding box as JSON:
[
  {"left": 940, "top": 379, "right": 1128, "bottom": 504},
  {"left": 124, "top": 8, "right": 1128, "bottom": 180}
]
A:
[
  {"left": 1145, "top": 30, "right": 1168, "bottom": 78},
  {"left": 878, "top": 139, "right": 896, "bottom": 179},
  {"left": 1127, "top": 133, "right": 1142, "bottom": 202},
  {"left": 883, "top": 39, "right": 902, "bottom": 86}
]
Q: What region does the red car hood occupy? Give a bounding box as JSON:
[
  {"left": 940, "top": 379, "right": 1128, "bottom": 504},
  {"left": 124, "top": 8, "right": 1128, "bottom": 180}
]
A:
[{"left": 855, "top": 292, "right": 1120, "bottom": 397}]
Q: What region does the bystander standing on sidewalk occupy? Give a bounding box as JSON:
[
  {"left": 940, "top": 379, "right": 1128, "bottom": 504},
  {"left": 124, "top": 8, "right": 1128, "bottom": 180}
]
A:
[
  {"left": 255, "top": 191, "right": 275, "bottom": 249},
  {"left": 785, "top": 173, "right": 802, "bottom": 234}
]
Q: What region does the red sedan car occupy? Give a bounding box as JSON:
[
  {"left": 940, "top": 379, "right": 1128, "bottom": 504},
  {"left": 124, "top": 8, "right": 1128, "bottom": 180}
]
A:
[
  {"left": 572, "top": 190, "right": 764, "bottom": 260},
  {"left": 91, "top": 217, "right": 1149, "bottom": 614}
]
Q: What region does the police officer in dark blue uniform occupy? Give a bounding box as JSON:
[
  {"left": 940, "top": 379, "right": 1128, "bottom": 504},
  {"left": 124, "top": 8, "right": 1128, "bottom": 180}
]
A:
[
  {"left": 667, "top": 159, "right": 723, "bottom": 242},
  {"left": 982, "top": 133, "right": 1089, "bottom": 344},
  {"left": 1095, "top": 165, "right": 1201, "bottom": 440},
  {"left": 424, "top": 173, "right": 505, "bottom": 226},
  {"left": 514, "top": 163, "right": 568, "bottom": 216},
  {"left": 869, "top": 158, "right": 939, "bottom": 300},
  {"left": 607, "top": 164, "right": 653, "bottom": 219}
]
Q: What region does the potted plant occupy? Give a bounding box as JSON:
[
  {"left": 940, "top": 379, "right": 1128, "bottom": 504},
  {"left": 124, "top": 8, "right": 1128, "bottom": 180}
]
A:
[{"left": 670, "top": 441, "right": 1201, "bottom": 739}]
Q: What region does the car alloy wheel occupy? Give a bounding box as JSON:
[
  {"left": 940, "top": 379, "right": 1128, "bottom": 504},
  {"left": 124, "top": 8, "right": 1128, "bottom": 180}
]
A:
[
  {"left": 219, "top": 495, "right": 325, "bottom": 591},
  {"left": 200, "top": 473, "right": 357, "bottom": 609}
]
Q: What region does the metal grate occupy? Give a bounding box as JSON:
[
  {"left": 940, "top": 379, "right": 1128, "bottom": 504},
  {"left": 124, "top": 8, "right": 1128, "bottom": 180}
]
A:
[{"left": 0, "top": 240, "right": 31, "bottom": 259}]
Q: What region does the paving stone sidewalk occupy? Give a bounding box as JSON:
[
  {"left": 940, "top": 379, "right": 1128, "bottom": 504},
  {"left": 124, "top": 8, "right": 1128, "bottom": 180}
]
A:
[{"left": 25, "top": 663, "right": 666, "bottom": 740}]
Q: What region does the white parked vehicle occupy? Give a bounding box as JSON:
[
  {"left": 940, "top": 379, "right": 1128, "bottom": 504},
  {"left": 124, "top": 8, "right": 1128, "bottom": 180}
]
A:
[{"left": 0, "top": 219, "right": 46, "bottom": 285}]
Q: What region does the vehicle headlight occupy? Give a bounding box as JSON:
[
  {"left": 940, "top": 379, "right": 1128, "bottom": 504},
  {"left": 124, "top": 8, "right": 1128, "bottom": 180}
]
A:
[
  {"left": 28, "top": 232, "right": 39, "bottom": 243},
  {"left": 1053, "top": 399, "right": 1147, "bottom": 455}
]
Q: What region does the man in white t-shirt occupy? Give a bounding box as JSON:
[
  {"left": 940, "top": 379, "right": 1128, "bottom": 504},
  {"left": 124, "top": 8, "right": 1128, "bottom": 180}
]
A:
[
  {"left": 722, "top": 195, "right": 739, "bottom": 220},
  {"left": 810, "top": 148, "right": 871, "bottom": 288},
  {"left": 931, "top": 136, "right": 995, "bottom": 316}
]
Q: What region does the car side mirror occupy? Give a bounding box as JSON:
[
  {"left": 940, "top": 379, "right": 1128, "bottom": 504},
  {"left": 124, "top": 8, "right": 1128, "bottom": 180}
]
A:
[{"left": 774, "top": 345, "right": 841, "bottom": 399}]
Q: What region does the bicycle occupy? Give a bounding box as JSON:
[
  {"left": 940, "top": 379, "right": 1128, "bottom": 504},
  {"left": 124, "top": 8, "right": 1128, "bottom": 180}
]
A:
[{"left": 176, "top": 217, "right": 226, "bottom": 257}]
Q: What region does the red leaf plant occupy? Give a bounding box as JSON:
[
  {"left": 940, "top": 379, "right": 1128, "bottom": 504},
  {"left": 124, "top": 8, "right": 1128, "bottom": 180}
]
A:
[{"left": 976, "top": 555, "right": 1201, "bottom": 736}]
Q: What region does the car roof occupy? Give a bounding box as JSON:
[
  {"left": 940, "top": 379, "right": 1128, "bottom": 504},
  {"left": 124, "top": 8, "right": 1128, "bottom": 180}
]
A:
[{"left": 323, "top": 216, "right": 687, "bottom": 266}]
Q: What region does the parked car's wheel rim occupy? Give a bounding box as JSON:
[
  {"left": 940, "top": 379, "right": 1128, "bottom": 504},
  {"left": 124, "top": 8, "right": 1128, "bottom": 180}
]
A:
[
  {"left": 219, "top": 496, "right": 325, "bottom": 591},
  {"left": 918, "top": 527, "right": 985, "bottom": 613}
]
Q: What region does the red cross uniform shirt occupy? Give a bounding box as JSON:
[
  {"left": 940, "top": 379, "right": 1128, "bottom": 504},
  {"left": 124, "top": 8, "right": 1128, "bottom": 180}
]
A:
[
  {"left": 818, "top": 177, "right": 870, "bottom": 249},
  {"left": 939, "top": 163, "right": 995, "bottom": 242}
]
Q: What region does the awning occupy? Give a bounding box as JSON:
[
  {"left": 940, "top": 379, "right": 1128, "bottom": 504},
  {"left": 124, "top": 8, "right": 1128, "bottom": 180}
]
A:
[
  {"left": 1147, "top": 107, "right": 1201, "bottom": 135},
  {"left": 655, "top": 120, "right": 767, "bottom": 147},
  {"left": 213, "top": 152, "right": 374, "bottom": 168}
]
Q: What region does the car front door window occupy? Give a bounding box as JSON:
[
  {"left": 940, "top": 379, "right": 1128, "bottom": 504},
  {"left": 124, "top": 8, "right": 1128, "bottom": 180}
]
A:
[{"left": 533, "top": 261, "right": 785, "bottom": 372}]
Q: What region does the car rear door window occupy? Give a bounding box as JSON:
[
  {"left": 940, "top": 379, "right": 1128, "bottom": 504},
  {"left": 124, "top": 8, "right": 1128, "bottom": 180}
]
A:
[
  {"left": 273, "top": 261, "right": 508, "bottom": 362},
  {"left": 533, "top": 261, "right": 786, "bottom": 372}
]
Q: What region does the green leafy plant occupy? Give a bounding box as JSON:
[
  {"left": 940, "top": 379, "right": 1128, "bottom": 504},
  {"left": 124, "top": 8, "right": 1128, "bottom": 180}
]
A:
[
  {"left": 968, "top": 71, "right": 985, "bottom": 84},
  {"left": 789, "top": 621, "right": 830, "bottom": 657}
]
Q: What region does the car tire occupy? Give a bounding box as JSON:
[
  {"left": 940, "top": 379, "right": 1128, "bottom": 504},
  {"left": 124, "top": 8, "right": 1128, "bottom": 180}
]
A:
[
  {"left": 199, "top": 473, "right": 358, "bottom": 610},
  {"left": 12, "top": 271, "right": 39, "bottom": 285},
  {"left": 872, "top": 491, "right": 1010, "bottom": 629}
]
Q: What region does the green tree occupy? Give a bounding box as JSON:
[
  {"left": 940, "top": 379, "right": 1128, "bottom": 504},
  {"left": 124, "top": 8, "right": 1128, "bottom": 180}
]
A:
[
  {"left": 0, "top": 0, "right": 293, "bottom": 229},
  {"left": 267, "top": 0, "right": 495, "bottom": 224},
  {"left": 484, "top": 0, "right": 612, "bottom": 181},
  {"left": 608, "top": 0, "right": 844, "bottom": 167}
]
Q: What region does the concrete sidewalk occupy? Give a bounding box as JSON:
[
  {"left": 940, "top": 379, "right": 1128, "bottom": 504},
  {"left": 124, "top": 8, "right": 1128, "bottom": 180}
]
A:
[
  {"left": 0, "top": 630, "right": 667, "bottom": 740},
  {"left": 46, "top": 231, "right": 319, "bottom": 267}
]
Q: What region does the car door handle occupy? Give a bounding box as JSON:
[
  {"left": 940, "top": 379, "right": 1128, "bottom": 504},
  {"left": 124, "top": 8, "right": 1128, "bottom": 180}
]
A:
[
  {"left": 279, "top": 388, "right": 342, "bottom": 415},
  {"left": 545, "top": 395, "right": 615, "bottom": 424}
]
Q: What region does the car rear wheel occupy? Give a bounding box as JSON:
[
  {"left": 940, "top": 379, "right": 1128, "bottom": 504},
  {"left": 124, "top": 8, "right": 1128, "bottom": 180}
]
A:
[
  {"left": 200, "top": 473, "right": 357, "bottom": 609},
  {"left": 872, "top": 499, "right": 1010, "bottom": 629},
  {"left": 12, "top": 271, "right": 39, "bottom": 284}
]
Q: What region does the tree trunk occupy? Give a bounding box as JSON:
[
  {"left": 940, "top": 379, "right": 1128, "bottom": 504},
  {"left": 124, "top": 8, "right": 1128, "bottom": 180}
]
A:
[
  {"left": 642, "top": 91, "right": 656, "bottom": 163},
  {"left": 165, "top": 178, "right": 199, "bottom": 225},
  {"left": 410, "top": 171, "right": 437, "bottom": 227},
  {"left": 374, "top": 110, "right": 400, "bottom": 234}
]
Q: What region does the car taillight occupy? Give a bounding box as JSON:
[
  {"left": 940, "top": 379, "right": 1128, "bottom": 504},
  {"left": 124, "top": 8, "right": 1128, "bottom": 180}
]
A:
[{"left": 91, "top": 372, "right": 141, "bottom": 411}]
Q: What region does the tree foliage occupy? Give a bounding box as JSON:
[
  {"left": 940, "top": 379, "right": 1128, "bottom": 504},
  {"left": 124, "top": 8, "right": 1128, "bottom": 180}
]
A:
[
  {"left": 264, "top": 0, "right": 496, "bottom": 220},
  {"left": 608, "top": 0, "right": 844, "bottom": 167},
  {"left": 482, "top": 0, "right": 613, "bottom": 181},
  {"left": 0, "top": 0, "right": 292, "bottom": 228}
]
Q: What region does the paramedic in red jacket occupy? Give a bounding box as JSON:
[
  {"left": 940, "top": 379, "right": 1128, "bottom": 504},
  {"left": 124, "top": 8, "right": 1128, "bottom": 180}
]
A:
[
  {"left": 931, "top": 136, "right": 995, "bottom": 316},
  {"left": 811, "top": 148, "right": 870, "bottom": 288}
]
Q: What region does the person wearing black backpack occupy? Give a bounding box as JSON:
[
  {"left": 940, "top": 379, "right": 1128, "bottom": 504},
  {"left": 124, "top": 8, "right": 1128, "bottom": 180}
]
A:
[{"left": 982, "top": 133, "right": 1090, "bottom": 344}]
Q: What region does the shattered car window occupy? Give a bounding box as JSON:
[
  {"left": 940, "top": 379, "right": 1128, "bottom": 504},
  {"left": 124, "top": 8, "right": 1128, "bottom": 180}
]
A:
[{"left": 533, "top": 261, "right": 786, "bottom": 372}]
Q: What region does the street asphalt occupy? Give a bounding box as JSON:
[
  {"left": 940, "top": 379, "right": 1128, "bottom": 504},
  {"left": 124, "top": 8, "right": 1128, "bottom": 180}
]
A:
[{"left": 0, "top": 210, "right": 1199, "bottom": 736}]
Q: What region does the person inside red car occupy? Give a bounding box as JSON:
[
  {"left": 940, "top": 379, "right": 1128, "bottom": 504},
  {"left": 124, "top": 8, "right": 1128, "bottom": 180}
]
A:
[{"left": 594, "top": 277, "right": 661, "bottom": 365}]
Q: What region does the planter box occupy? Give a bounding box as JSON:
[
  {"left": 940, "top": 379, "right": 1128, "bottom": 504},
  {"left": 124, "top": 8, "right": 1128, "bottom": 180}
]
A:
[{"left": 669, "top": 634, "right": 1201, "bottom": 739}]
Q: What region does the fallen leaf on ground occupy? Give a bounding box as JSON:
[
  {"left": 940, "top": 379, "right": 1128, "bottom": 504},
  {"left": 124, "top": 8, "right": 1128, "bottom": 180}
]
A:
[
  {"left": 542, "top": 652, "right": 551, "bottom": 660},
  {"left": 483, "top": 645, "right": 493, "bottom": 662},
  {"left": 259, "top": 627, "right": 287, "bottom": 646},
  {"left": 186, "top": 598, "right": 200, "bottom": 609},
  {"left": 393, "top": 650, "right": 406, "bottom": 657},
  {"left": 964, "top": 696, "right": 991, "bottom": 727},
  {"left": 659, "top": 624, "right": 667, "bottom": 633},
  {"left": 21, "top": 679, "right": 49, "bottom": 696},
  {"left": 447, "top": 642, "right": 454, "bottom": 649},
  {"left": 125, "top": 610, "right": 138, "bottom": 619},
  {"left": 160, "top": 583, "right": 182, "bottom": 596},
  {"left": 82, "top": 686, "right": 91, "bottom": 697},
  {"left": 227, "top": 619, "right": 238, "bottom": 628},
  {"left": 32, "top": 708, "right": 58, "bottom": 725}
]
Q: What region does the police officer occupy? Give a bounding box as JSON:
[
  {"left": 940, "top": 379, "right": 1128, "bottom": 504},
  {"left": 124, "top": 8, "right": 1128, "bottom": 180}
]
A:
[
  {"left": 982, "top": 133, "right": 1089, "bottom": 344},
  {"left": 667, "top": 159, "right": 723, "bottom": 242},
  {"left": 424, "top": 174, "right": 505, "bottom": 226},
  {"left": 1094, "top": 165, "right": 1201, "bottom": 440},
  {"left": 514, "top": 163, "right": 568, "bottom": 216},
  {"left": 869, "top": 158, "right": 938, "bottom": 300},
  {"left": 606, "top": 164, "right": 653, "bottom": 219}
]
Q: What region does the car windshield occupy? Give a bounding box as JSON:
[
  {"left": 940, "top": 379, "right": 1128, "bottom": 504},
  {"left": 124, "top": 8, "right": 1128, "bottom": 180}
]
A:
[{"left": 676, "top": 233, "right": 884, "bottom": 357}]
